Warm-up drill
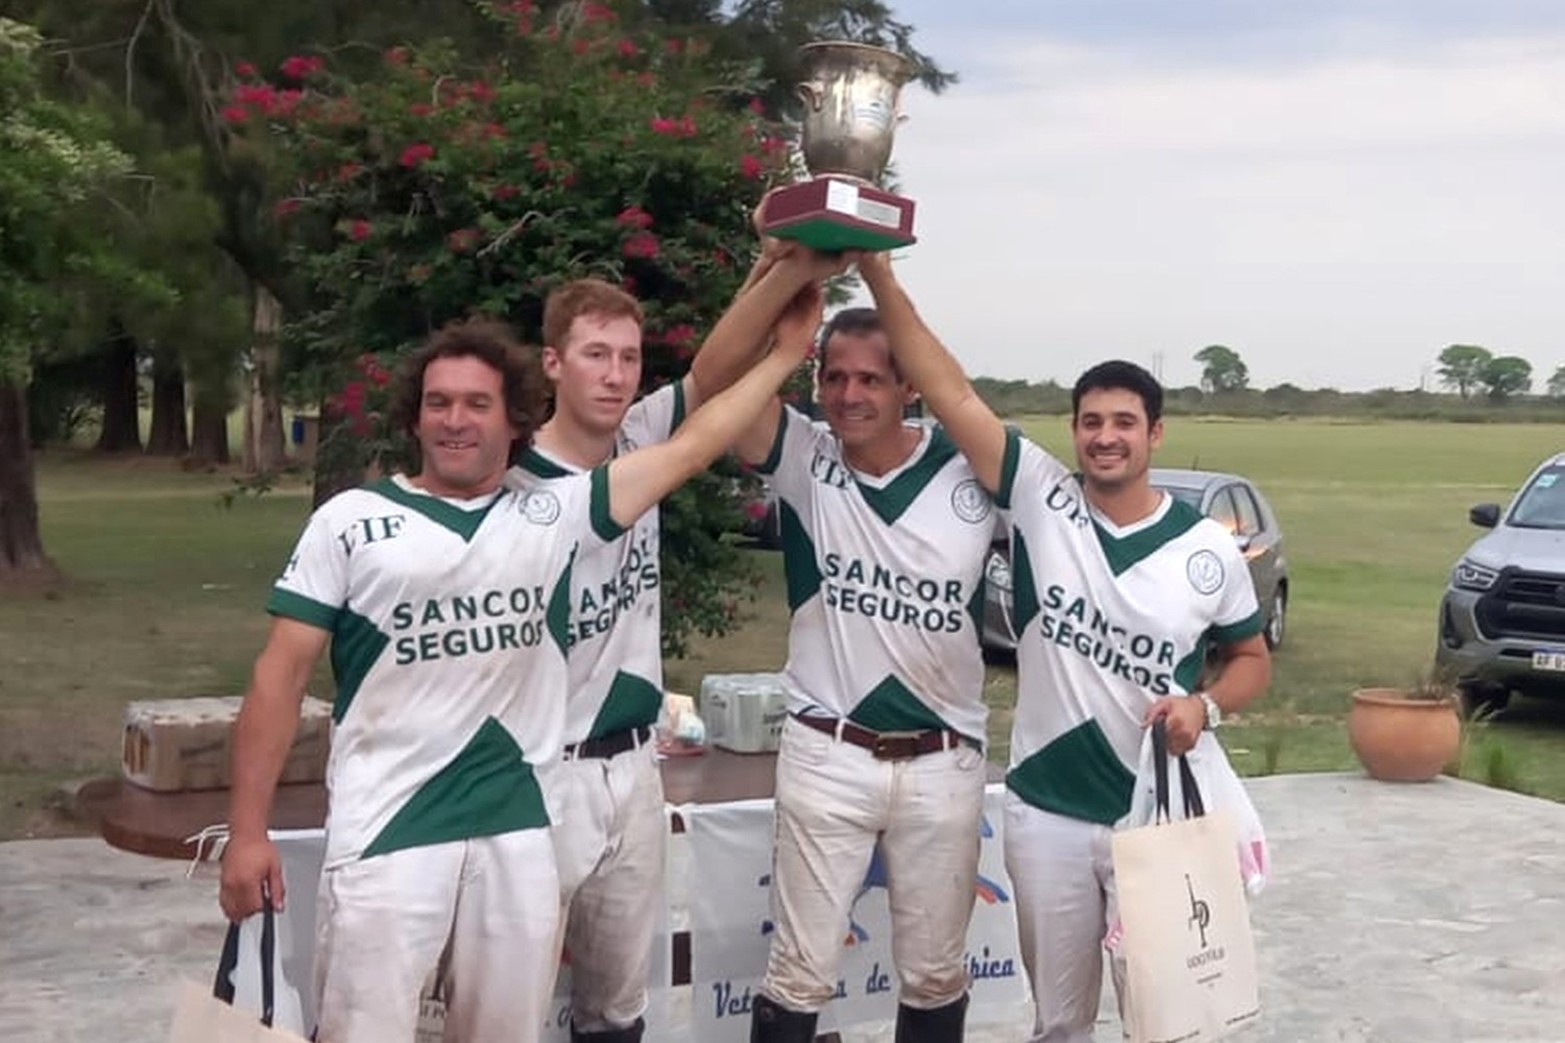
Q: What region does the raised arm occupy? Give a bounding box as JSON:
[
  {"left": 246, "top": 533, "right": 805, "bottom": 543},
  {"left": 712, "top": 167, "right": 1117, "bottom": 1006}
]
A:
[
  {"left": 220, "top": 617, "right": 327, "bottom": 920},
  {"left": 685, "top": 235, "right": 840, "bottom": 409},
  {"left": 608, "top": 282, "right": 823, "bottom": 528},
  {"left": 856, "top": 252, "right": 1009, "bottom": 494}
]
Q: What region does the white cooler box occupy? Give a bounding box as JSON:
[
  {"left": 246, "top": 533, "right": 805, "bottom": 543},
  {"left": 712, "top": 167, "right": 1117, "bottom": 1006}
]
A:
[{"left": 699, "top": 672, "right": 789, "bottom": 754}]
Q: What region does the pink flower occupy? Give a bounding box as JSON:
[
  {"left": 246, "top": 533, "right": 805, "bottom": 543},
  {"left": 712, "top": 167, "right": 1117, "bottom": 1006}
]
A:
[
  {"left": 234, "top": 61, "right": 257, "bottom": 78},
  {"left": 234, "top": 84, "right": 275, "bottom": 108},
  {"left": 268, "top": 89, "right": 303, "bottom": 117},
  {"left": 582, "top": 2, "right": 616, "bottom": 24},
  {"left": 399, "top": 143, "right": 435, "bottom": 168},
  {"left": 740, "top": 154, "right": 765, "bottom": 179},
  {"left": 760, "top": 135, "right": 787, "bottom": 156},
  {"left": 385, "top": 47, "right": 409, "bottom": 65},
  {"left": 491, "top": 183, "right": 521, "bottom": 201},
  {"left": 661, "top": 324, "right": 697, "bottom": 347},
  {"left": 272, "top": 199, "right": 300, "bottom": 218},
  {"left": 349, "top": 219, "right": 372, "bottom": 242},
  {"left": 447, "top": 228, "right": 481, "bottom": 254},
  {"left": 748, "top": 97, "right": 765, "bottom": 115},
  {"left": 616, "top": 205, "right": 654, "bottom": 229},
  {"left": 622, "top": 231, "right": 660, "bottom": 260},
  {"left": 617, "top": 38, "right": 639, "bottom": 58},
  {"left": 678, "top": 115, "right": 697, "bottom": 136},
  {"left": 745, "top": 500, "right": 770, "bottom": 522},
  {"left": 280, "top": 55, "right": 324, "bottom": 81},
  {"left": 665, "top": 38, "right": 683, "bottom": 55},
  {"left": 650, "top": 116, "right": 679, "bottom": 136},
  {"left": 222, "top": 105, "right": 250, "bottom": 125},
  {"left": 409, "top": 103, "right": 435, "bottom": 117},
  {"left": 336, "top": 162, "right": 362, "bottom": 182},
  {"left": 469, "top": 80, "right": 496, "bottom": 103}
]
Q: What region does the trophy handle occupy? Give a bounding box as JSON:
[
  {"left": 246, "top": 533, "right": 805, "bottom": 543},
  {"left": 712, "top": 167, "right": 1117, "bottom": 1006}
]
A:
[{"left": 797, "top": 82, "right": 825, "bottom": 112}]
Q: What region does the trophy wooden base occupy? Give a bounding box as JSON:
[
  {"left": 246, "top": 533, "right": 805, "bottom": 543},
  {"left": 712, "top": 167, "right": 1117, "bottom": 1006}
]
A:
[{"left": 761, "top": 176, "right": 916, "bottom": 252}]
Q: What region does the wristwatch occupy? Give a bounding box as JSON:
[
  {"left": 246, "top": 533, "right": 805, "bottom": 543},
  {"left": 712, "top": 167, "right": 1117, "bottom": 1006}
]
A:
[{"left": 1193, "top": 691, "right": 1222, "bottom": 730}]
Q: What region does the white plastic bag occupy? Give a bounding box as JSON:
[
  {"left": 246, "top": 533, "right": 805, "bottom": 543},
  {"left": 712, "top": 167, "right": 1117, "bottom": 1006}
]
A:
[{"left": 1123, "top": 729, "right": 1270, "bottom": 896}]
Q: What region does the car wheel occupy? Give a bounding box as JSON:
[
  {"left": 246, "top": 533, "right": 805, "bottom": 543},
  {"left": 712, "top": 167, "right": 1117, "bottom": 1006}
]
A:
[
  {"left": 1263, "top": 586, "right": 1287, "bottom": 650},
  {"left": 1458, "top": 682, "right": 1510, "bottom": 717}
]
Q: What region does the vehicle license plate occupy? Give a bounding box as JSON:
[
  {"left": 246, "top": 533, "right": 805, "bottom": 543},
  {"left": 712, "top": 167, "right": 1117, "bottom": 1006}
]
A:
[{"left": 1534, "top": 651, "right": 1565, "bottom": 672}]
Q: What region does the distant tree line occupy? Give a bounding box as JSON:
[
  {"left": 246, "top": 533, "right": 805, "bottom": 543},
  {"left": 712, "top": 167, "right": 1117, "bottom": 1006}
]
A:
[{"left": 969, "top": 342, "right": 1565, "bottom": 421}]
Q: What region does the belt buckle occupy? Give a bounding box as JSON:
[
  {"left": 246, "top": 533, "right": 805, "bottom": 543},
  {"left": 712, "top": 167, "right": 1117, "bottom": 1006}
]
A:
[{"left": 871, "top": 731, "right": 922, "bottom": 761}]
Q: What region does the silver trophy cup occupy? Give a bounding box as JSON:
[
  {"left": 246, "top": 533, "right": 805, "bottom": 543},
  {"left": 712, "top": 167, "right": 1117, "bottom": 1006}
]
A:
[
  {"left": 762, "top": 41, "right": 920, "bottom": 250},
  {"left": 796, "top": 41, "right": 916, "bottom": 185}
]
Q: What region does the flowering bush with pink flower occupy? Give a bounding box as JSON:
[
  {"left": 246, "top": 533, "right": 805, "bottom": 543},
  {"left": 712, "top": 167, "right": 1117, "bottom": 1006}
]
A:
[{"left": 227, "top": 0, "right": 794, "bottom": 654}]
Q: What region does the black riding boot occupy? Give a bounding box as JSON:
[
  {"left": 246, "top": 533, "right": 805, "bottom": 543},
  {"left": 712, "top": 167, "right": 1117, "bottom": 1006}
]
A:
[
  {"left": 570, "top": 1017, "right": 645, "bottom": 1043},
  {"left": 750, "top": 993, "right": 820, "bottom": 1043},
  {"left": 893, "top": 992, "right": 969, "bottom": 1043}
]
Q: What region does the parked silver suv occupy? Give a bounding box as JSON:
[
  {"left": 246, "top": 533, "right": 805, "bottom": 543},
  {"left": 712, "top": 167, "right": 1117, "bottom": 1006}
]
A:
[{"left": 1437, "top": 452, "right": 1565, "bottom": 711}]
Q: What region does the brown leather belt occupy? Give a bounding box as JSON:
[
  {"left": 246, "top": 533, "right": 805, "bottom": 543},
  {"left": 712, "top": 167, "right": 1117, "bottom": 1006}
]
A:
[
  {"left": 564, "top": 725, "right": 652, "bottom": 760},
  {"left": 792, "top": 713, "right": 981, "bottom": 761}
]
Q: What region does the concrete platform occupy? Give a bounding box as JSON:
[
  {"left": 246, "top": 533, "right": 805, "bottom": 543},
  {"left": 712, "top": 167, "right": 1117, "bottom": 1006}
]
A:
[{"left": 3, "top": 773, "right": 1564, "bottom": 1043}]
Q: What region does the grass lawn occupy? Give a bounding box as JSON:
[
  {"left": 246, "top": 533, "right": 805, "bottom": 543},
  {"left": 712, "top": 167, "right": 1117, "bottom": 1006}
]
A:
[{"left": 3, "top": 418, "right": 1564, "bottom": 840}]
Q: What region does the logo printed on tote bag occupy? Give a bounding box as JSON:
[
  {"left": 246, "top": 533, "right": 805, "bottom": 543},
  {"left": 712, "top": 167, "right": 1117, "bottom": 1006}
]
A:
[
  {"left": 1186, "top": 874, "right": 1211, "bottom": 948},
  {"left": 1185, "top": 874, "right": 1225, "bottom": 973}
]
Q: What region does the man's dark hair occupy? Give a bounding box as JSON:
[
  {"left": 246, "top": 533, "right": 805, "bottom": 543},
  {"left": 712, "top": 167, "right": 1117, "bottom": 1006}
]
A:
[
  {"left": 816, "top": 307, "right": 899, "bottom": 378},
  {"left": 391, "top": 317, "right": 547, "bottom": 465},
  {"left": 1072, "top": 360, "right": 1164, "bottom": 426}
]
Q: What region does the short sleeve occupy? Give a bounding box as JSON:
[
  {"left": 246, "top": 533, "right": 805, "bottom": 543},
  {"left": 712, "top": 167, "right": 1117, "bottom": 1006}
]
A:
[
  {"left": 757, "top": 405, "right": 824, "bottom": 510},
  {"left": 266, "top": 509, "right": 349, "bottom": 630},
  {"left": 1209, "top": 538, "right": 1263, "bottom": 644},
  {"left": 997, "top": 427, "right": 1072, "bottom": 513},
  {"left": 620, "top": 381, "right": 684, "bottom": 448}
]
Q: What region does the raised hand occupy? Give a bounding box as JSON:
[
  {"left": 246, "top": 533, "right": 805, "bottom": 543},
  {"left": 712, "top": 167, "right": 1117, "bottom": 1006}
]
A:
[{"left": 773, "top": 283, "right": 826, "bottom": 368}]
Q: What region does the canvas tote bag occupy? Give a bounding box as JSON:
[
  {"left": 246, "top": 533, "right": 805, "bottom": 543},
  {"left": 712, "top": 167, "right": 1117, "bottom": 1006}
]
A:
[
  {"left": 167, "top": 904, "right": 310, "bottom": 1043},
  {"left": 1111, "top": 720, "right": 1260, "bottom": 1043}
]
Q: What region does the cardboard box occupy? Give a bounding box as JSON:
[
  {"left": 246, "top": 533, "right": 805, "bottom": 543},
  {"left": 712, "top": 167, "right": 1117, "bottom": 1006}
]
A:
[{"left": 122, "top": 696, "right": 332, "bottom": 792}]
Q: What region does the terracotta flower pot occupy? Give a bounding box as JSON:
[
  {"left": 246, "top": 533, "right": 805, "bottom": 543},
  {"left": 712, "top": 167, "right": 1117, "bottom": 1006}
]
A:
[{"left": 1347, "top": 687, "right": 1461, "bottom": 782}]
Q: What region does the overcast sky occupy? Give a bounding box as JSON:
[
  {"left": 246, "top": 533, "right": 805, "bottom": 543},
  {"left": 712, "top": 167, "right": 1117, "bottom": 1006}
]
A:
[{"left": 840, "top": 0, "right": 1565, "bottom": 391}]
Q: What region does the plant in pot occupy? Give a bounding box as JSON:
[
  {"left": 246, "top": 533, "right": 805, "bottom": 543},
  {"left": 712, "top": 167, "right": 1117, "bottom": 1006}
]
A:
[{"left": 1347, "top": 665, "right": 1463, "bottom": 782}]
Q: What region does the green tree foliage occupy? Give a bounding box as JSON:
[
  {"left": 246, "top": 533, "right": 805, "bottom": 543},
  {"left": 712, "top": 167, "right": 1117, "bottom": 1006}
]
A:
[
  {"left": 1194, "top": 344, "right": 1249, "bottom": 394},
  {"left": 1479, "top": 355, "right": 1532, "bottom": 402},
  {"left": 1547, "top": 365, "right": 1565, "bottom": 399},
  {"left": 0, "top": 17, "right": 171, "bottom": 577},
  {"left": 1436, "top": 343, "right": 1491, "bottom": 399},
  {"left": 235, "top": 5, "right": 789, "bottom": 653}
]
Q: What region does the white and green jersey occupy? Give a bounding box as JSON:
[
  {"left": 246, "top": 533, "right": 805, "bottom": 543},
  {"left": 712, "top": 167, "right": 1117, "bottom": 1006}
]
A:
[
  {"left": 756, "top": 407, "right": 996, "bottom": 743},
  {"left": 508, "top": 381, "right": 686, "bottom": 743},
  {"left": 997, "top": 430, "right": 1261, "bottom": 826},
  {"left": 266, "top": 472, "right": 621, "bottom": 869}
]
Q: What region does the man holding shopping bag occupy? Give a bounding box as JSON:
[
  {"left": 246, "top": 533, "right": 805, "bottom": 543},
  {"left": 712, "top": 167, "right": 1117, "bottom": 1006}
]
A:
[{"left": 853, "top": 250, "right": 1270, "bottom": 1042}]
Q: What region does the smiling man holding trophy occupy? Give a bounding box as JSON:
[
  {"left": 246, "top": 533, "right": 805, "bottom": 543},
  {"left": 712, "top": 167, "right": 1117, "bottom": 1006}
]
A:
[
  {"left": 760, "top": 41, "right": 919, "bottom": 253},
  {"left": 742, "top": 41, "right": 998, "bottom": 1043}
]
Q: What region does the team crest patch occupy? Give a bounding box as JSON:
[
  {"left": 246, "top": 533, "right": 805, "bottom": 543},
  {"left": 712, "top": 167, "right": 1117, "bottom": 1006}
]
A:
[
  {"left": 519, "top": 489, "right": 562, "bottom": 525},
  {"left": 951, "top": 479, "right": 992, "bottom": 524},
  {"left": 1186, "top": 549, "right": 1224, "bottom": 595}
]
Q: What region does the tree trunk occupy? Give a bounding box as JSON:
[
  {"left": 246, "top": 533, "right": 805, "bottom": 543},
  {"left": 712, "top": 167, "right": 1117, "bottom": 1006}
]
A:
[
  {"left": 190, "top": 398, "right": 231, "bottom": 465},
  {"left": 310, "top": 403, "right": 366, "bottom": 508},
  {"left": 0, "top": 381, "right": 58, "bottom": 584},
  {"left": 96, "top": 326, "right": 142, "bottom": 453},
  {"left": 145, "top": 355, "right": 190, "bottom": 456},
  {"left": 244, "top": 286, "right": 287, "bottom": 474}
]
